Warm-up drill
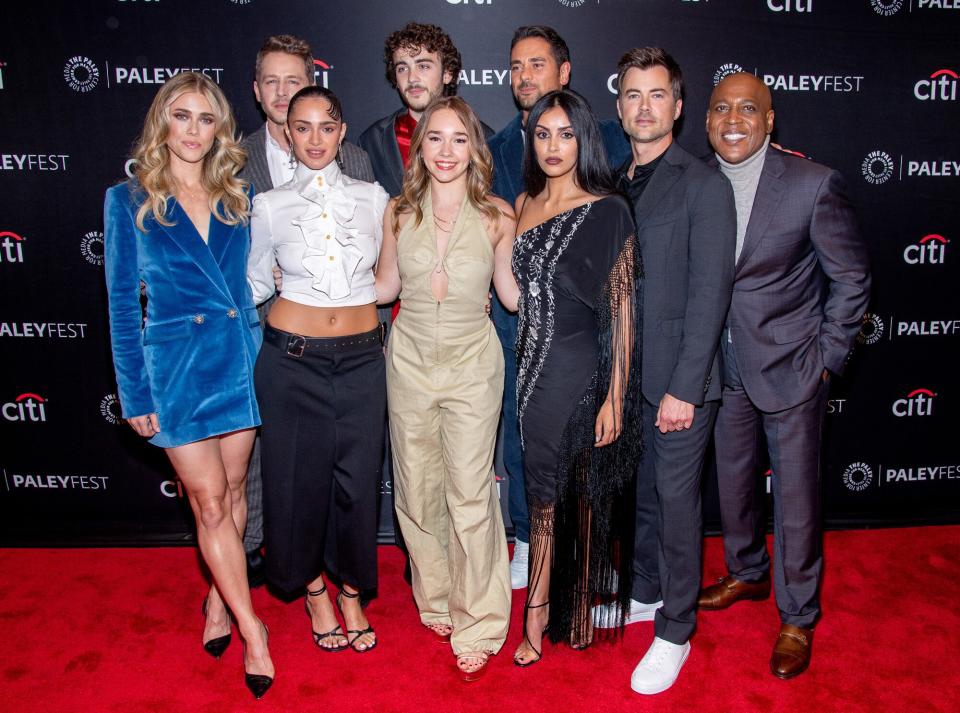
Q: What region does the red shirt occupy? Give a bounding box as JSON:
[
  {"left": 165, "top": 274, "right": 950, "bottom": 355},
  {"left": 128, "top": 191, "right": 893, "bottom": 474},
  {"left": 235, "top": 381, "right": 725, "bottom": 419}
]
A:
[{"left": 392, "top": 111, "right": 418, "bottom": 320}]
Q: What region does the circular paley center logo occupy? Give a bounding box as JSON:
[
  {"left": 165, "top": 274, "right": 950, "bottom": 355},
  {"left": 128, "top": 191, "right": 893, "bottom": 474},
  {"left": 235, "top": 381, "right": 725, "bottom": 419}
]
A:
[
  {"left": 64, "top": 56, "right": 99, "bottom": 92},
  {"left": 843, "top": 462, "right": 873, "bottom": 492},
  {"left": 81, "top": 231, "right": 104, "bottom": 266},
  {"left": 857, "top": 313, "right": 884, "bottom": 345},
  {"left": 557, "top": 0, "right": 587, "bottom": 6},
  {"left": 862, "top": 150, "right": 894, "bottom": 184},
  {"left": 870, "top": 0, "right": 904, "bottom": 16},
  {"left": 100, "top": 393, "right": 122, "bottom": 425},
  {"left": 714, "top": 63, "right": 744, "bottom": 86}
]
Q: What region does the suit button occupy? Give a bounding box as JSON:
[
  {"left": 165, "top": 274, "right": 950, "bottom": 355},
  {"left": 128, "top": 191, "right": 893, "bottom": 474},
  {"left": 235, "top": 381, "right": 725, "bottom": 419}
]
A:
[
  {"left": 193, "top": 314, "right": 205, "bottom": 325},
  {"left": 227, "top": 309, "right": 238, "bottom": 318}
]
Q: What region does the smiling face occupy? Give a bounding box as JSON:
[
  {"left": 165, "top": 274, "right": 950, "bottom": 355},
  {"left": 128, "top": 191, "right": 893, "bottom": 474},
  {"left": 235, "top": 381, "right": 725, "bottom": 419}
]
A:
[
  {"left": 284, "top": 96, "right": 347, "bottom": 171},
  {"left": 617, "top": 65, "right": 681, "bottom": 150},
  {"left": 254, "top": 51, "right": 312, "bottom": 126},
  {"left": 533, "top": 105, "right": 578, "bottom": 181},
  {"left": 164, "top": 91, "right": 217, "bottom": 166},
  {"left": 510, "top": 37, "right": 571, "bottom": 114},
  {"left": 706, "top": 73, "right": 774, "bottom": 165},
  {"left": 420, "top": 107, "right": 472, "bottom": 185},
  {"left": 393, "top": 47, "right": 452, "bottom": 115}
]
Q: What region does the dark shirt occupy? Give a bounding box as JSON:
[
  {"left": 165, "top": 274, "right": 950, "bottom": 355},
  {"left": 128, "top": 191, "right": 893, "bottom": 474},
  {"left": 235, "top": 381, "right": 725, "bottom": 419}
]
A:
[{"left": 617, "top": 153, "right": 665, "bottom": 208}]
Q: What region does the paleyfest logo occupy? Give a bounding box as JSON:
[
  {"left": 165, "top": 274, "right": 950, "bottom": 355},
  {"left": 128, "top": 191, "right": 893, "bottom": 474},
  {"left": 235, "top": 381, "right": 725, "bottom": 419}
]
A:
[
  {"left": 100, "top": 394, "right": 123, "bottom": 425},
  {"left": 871, "top": 0, "right": 903, "bottom": 14},
  {"left": 862, "top": 150, "right": 894, "bottom": 184},
  {"left": 81, "top": 231, "right": 104, "bottom": 266},
  {"left": 843, "top": 462, "right": 873, "bottom": 492},
  {"left": 714, "top": 63, "right": 745, "bottom": 86},
  {"left": 857, "top": 313, "right": 884, "bottom": 345},
  {"left": 64, "top": 56, "right": 99, "bottom": 92}
]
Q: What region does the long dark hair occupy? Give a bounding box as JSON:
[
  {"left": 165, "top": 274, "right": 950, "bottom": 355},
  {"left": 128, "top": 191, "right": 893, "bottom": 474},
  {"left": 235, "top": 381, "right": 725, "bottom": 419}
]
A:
[{"left": 522, "top": 89, "right": 616, "bottom": 198}]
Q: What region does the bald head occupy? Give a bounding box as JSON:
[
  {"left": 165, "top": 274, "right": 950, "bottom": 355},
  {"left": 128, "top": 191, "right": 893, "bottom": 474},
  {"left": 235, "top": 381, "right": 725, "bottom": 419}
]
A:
[{"left": 706, "top": 72, "right": 775, "bottom": 164}]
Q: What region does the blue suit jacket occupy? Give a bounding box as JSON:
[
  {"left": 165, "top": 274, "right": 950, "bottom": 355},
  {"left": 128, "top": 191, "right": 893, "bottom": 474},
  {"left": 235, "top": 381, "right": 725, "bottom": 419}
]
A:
[
  {"left": 487, "top": 114, "right": 632, "bottom": 349},
  {"left": 104, "top": 182, "right": 262, "bottom": 448}
]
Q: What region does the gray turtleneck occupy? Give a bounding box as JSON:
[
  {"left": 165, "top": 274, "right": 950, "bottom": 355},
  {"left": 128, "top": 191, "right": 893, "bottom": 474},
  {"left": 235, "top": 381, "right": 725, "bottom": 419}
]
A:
[{"left": 716, "top": 135, "right": 770, "bottom": 262}]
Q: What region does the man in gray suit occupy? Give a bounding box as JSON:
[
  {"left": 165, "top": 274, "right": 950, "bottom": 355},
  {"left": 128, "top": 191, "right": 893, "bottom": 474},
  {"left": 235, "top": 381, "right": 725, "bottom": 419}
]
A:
[
  {"left": 238, "top": 34, "right": 374, "bottom": 585},
  {"left": 598, "top": 47, "right": 736, "bottom": 695},
  {"left": 698, "top": 73, "right": 870, "bottom": 679}
]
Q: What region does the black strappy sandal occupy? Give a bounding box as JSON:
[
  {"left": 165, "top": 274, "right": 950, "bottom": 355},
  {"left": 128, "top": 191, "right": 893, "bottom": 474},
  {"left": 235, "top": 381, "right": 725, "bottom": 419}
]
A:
[
  {"left": 513, "top": 600, "right": 549, "bottom": 667},
  {"left": 336, "top": 588, "right": 377, "bottom": 653},
  {"left": 304, "top": 584, "right": 348, "bottom": 652}
]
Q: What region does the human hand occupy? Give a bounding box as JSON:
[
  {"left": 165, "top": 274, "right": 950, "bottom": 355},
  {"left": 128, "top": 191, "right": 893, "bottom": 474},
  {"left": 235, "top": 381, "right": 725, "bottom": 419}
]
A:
[
  {"left": 485, "top": 291, "right": 492, "bottom": 316},
  {"left": 128, "top": 413, "right": 160, "bottom": 438},
  {"left": 655, "top": 394, "right": 694, "bottom": 434},
  {"left": 821, "top": 368, "right": 830, "bottom": 383},
  {"left": 273, "top": 265, "right": 282, "bottom": 292},
  {"left": 594, "top": 398, "right": 622, "bottom": 447}
]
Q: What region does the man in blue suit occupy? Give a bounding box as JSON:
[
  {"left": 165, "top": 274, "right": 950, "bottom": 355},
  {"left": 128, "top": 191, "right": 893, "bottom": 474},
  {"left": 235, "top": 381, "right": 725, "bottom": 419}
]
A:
[{"left": 487, "top": 25, "right": 630, "bottom": 589}]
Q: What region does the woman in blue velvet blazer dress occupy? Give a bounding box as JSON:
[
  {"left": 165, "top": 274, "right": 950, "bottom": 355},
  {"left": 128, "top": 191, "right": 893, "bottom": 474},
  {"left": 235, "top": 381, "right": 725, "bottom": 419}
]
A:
[{"left": 103, "top": 72, "right": 274, "bottom": 698}]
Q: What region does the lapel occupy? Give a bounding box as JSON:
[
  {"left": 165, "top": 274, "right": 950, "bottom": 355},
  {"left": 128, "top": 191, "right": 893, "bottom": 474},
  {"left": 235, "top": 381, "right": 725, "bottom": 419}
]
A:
[
  {"left": 632, "top": 142, "right": 686, "bottom": 228},
  {"left": 244, "top": 125, "right": 273, "bottom": 193},
  {"left": 383, "top": 108, "right": 406, "bottom": 193},
  {"left": 736, "top": 146, "right": 786, "bottom": 272},
  {"left": 500, "top": 115, "right": 525, "bottom": 202},
  {"left": 157, "top": 199, "right": 233, "bottom": 302}
]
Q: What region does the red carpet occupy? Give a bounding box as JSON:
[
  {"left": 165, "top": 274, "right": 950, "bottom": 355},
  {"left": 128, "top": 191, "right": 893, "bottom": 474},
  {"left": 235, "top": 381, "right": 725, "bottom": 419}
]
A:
[{"left": 3, "top": 527, "right": 959, "bottom": 712}]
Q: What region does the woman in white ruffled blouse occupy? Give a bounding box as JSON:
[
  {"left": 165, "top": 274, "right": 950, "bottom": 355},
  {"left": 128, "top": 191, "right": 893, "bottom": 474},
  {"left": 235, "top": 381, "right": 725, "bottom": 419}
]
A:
[{"left": 247, "top": 86, "right": 388, "bottom": 654}]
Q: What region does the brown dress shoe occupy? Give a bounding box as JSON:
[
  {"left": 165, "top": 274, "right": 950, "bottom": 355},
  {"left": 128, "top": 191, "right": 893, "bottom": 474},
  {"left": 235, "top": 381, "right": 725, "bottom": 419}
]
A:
[
  {"left": 697, "top": 575, "right": 771, "bottom": 610},
  {"left": 770, "top": 624, "right": 814, "bottom": 679}
]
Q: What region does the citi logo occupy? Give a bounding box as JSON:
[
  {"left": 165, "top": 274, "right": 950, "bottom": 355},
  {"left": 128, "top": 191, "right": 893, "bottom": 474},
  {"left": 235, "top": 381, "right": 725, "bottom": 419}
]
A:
[
  {"left": 0, "top": 60, "right": 7, "bottom": 90},
  {"left": 2, "top": 393, "right": 48, "bottom": 422},
  {"left": 714, "top": 63, "right": 745, "bottom": 86},
  {"left": 862, "top": 150, "right": 894, "bottom": 184},
  {"left": 161, "top": 480, "right": 186, "bottom": 498},
  {"left": 64, "top": 56, "right": 99, "bottom": 92},
  {"left": 0, "top": 231, "right": 25, "bottom": 263},
  {"left": 904, "top": 234, "right": 948, "bottom": 264},
  {"left": 870, "top": 0, "right": 903, "bottom": 14},
  {"left": 843, "top": 462, "right": 873, "bottom": 492},
  {"left": 891, "top": 388, "right": 936, "bottom": 417},
  {"left": 767, "top": 0, "right": 812, "bottom": 11},
  {"left": 314, "top": 59, "right": 331, "bottom": 89},
  {"left": 914, "top": 69, "right": 958, "bottom": 101}
]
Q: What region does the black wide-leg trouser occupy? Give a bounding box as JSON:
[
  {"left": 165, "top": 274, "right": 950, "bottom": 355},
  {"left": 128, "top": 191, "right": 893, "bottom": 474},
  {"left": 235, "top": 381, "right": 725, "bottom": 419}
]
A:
[{"left": 255, "top": 325, "right": 386, "bottom": 595}]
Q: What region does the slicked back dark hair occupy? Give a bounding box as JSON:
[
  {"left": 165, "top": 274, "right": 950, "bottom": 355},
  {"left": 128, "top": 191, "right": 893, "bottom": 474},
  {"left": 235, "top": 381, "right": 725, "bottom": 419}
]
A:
[
  {"left": 522, "top": 90, "right": 616, "bottom": 199},
  {"left": 287, "top": 85, "right": 343, "bottom": 123},
  {"left": 510, "top": 26, "right": 570, "bottom": 67},
  {"left": 616, "top": 47, "right": 684, "bottom": 100}
]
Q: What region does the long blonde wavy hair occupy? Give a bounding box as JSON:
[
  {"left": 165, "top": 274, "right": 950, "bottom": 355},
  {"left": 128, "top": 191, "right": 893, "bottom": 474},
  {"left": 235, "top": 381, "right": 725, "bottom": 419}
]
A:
[
  {"left": 131, "top": 72, "right": 248, "bottom": 231},
  {"left": 393, "top": 96, "right": 502, "bottom": 234}
]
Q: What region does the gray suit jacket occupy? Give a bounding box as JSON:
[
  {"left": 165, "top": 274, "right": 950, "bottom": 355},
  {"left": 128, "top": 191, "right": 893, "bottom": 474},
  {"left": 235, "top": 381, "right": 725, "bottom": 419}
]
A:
[
  {"left": 715, "top": 146, "right": 870, "bottom": 413},
  {"left": 238, "top": 124, "right": 375, "bottom": 194},
  {"left": 625, "top": 141, "right": 737, "bottom": 407}
]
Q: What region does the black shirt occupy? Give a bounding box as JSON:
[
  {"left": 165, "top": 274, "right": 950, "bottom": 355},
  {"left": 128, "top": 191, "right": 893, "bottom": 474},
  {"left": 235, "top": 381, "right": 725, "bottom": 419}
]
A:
[{"left": 617, "top": 152, "right": 665, "bottom": 207}]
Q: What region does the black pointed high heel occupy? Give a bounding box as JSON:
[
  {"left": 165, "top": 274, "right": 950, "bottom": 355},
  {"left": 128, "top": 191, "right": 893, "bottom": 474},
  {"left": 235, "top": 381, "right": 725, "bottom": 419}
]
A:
[
  {"left": 336, "top": 588, "right": 377, "bottom": 653},
  {"left": 514, "top": 600, "right": 549, "bottom": 667},
  {"left": 243, "top": 621, "right": 274, "bottom": 700},
  {"left": 201, "top": 596, "right": 232, "bottom": 659},
  {"left": 305, "top": 584, "right": 348, "bottom": 651}
]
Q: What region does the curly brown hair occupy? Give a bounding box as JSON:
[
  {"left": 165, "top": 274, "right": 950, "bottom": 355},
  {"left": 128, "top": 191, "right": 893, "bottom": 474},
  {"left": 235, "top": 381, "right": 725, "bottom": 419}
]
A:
[{"left": 383, "top": 22, "right": 461, "bottom": 97}]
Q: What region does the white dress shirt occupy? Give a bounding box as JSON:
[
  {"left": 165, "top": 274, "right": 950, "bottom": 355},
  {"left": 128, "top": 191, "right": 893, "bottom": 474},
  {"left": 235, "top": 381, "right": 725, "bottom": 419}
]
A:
[
  {"left": 248, "top": 161, "right": 388, "bottom": 308},
  {"left": 264, "top": 124, "right": 296, "bottom": 189}
]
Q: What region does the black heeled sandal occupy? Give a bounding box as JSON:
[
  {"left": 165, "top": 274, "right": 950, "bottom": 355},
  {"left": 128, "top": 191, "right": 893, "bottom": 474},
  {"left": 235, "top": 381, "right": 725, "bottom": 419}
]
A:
[
  {"left": 336, "top": 588, "right": 377, "bottom": 653},
  {"left": 305, "top": 584, "right": 348, "bottom": 652},
  {"left": 201, "top": 595, "right": 232, "bottom": 660},
  {"left": 243, "top": 621, "right": 273, "bottom": 700},
  {"left": 514, "top": 600, "right": 549, "bottom": 667}
]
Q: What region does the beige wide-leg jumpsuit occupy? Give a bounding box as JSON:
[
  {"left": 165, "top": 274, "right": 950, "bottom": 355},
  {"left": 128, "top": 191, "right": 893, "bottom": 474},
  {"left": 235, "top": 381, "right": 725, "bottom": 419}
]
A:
[{"left": 387, "top": 193, "right": 511, "bottom": 656}]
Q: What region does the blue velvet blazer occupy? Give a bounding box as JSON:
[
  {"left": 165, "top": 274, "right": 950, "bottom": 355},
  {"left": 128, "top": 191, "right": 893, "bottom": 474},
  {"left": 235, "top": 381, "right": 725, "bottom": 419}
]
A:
[{"left": 103, "top": 181, "right": 262, "bottom": 448}]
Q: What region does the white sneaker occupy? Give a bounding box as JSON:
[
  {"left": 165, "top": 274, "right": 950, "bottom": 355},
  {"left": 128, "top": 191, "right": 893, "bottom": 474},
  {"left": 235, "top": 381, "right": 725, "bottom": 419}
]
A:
[
  {"left": 510, "top": 539, "right": 529, "bottom": 589},
  {"left": 630, "top": 637, "right": 691, "bottom": 695},
  {"left": 591, "top": 598, "right": 663, "bottom": 628}
]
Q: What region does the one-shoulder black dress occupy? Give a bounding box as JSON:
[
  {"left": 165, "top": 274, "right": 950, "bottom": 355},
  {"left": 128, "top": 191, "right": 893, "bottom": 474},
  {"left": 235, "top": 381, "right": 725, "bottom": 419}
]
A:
[{"left": 512, "top": 195, "right": 643, "bottom": 643}]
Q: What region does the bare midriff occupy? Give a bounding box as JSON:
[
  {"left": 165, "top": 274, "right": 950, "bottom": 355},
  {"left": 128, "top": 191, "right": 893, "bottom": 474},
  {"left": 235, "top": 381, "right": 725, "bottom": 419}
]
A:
[{"left": 266, "top": 298, "right": 379, "bottom": 338}]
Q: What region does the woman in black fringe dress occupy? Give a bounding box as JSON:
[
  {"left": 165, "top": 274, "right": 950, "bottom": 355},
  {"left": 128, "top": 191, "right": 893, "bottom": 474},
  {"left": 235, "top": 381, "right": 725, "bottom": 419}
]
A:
[{"left": 500, "top": 90, "right": 643, "bottom": 666}]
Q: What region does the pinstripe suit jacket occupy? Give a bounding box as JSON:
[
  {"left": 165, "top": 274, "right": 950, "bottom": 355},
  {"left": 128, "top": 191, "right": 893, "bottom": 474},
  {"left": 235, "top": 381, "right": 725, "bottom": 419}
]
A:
[{"left": 239, "top": 124, "right": 375, "bottom": 194}]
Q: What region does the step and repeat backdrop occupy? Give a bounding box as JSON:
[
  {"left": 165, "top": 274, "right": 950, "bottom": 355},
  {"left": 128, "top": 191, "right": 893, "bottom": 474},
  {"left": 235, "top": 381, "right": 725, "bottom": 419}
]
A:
[{"left": 1, "top": 0, "right": 957, "bottom": 545}]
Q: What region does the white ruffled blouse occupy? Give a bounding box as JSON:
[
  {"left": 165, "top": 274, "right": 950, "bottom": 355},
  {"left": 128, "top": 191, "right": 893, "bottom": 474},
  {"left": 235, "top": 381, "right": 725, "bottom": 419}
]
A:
[{"left": 248, "top": 161, "right": 388, "bottom": 307}]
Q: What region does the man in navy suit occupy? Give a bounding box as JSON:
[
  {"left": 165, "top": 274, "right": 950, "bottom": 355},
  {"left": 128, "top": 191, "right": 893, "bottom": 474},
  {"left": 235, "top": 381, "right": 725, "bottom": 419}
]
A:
[
  {"left": 698, "top": 72, "right": 870, "bottom": 680},
  {"left": 359, "top": 22, "right": 490, "bottom": 198},
  {"left": 488, "top": 25, "right": 630, "bottom": 590}
]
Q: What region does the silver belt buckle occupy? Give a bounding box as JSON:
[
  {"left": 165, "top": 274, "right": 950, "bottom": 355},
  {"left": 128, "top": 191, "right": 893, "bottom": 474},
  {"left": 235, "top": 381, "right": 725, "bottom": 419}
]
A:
[{"left": 286, "top": 334, "right": 306, "bottom": 358}]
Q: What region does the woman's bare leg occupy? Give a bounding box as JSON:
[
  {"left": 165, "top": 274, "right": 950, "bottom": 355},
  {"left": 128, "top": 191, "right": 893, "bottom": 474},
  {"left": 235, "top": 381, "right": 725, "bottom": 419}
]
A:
[{"left": 514, "top": 503, "right": 554, "bottom": 665}]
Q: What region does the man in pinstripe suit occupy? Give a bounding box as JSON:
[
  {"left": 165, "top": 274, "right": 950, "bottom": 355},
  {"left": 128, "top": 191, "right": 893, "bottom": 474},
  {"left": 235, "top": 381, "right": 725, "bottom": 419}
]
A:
[{"left": 238, "top": 34, "right": 374, "bottom": 586}]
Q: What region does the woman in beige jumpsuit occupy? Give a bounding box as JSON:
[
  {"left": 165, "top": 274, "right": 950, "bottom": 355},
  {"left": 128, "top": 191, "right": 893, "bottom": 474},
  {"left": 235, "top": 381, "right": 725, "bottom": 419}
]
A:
[{"left": 376, "top": 97, "right": 519, "bottom": 682}]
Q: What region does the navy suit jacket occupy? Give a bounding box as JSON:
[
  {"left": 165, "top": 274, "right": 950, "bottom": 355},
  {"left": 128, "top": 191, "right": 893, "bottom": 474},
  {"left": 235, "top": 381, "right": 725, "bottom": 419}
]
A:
[
  {"left": 487, "top": 113, "right": 632, "bottom": 350},
  {"left": 359, "top": 107, "right": 493, "bottom": 198},
  {"left": 710, "top": 147, "right": 870, "bottom": 412},
  {"left": 103, "top": 182, "right": 262, "bottom": 447}
]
